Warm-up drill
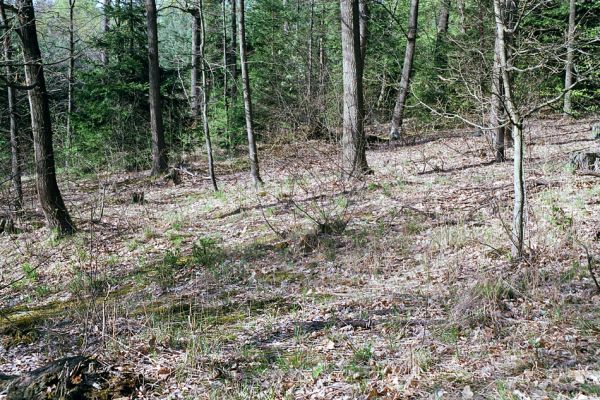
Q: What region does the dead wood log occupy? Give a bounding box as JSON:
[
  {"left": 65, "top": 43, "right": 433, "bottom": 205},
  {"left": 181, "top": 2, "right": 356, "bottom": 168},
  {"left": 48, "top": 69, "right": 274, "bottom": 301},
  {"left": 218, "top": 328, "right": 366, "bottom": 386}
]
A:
[{"left": 5, "top": 356, "right": 141, "bottom": 400}]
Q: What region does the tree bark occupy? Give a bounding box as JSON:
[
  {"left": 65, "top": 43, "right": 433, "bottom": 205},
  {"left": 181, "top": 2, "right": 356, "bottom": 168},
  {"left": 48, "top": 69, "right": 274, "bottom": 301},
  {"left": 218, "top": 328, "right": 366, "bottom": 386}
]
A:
[
  {"left": 307, "top": 0, "right": 314, "bottom": 101},
  {"left": 15, "top": 0, "right": 75, "bottom": 234},
  {"left": 340, "top": 0, "right": 369, "bottom": 177},
  {"left": 389, "top": 0, "right": 419, "bottom": 140},
  {"left": 199, "top": 0, "right": 218, "bottom": 191},
  {"left": 490, "top": 33, "right": 505, "bottom": 162},
  {"left": 191, "top": 11, "right": 200, "bottom": 118},
  {"left": 436, "top": 0, "right": 449, "bottom": 35},
  {"left": 230, "top": 0, "right": 237, "bottom": 100},
  {"left": 563, "top": 0, "right": 575, "bottom": 114},
  {"left": 66, "top": 0, "right": 75, "bottom": 165},
  {"left": 221, "top": 0, "right": 231, "bottom": 147},
  {"left": 146, "top": 0, "right": 168, "bottom": 175},
  {"left": 358, "top": 0, "right": 367, "bottom": 70},
  {"left": 493, "top": 0, "right": 524, "bottom": 258},
  {"left": 237, "top": 0, "right": 262, "bottom": 186},
  {"left": 0, "top": 1, "right": 22, "bottom": 213}
]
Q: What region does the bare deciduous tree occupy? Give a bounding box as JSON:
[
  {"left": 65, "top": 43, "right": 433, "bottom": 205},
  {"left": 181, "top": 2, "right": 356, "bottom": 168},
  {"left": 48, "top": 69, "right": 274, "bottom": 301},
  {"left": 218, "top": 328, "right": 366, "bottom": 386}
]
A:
[
  {"left": 493, "top": 0, "right": 524, "bottom": 258},
  {"left": 237, "top": 0, "right": 262, "bottom": 187},
  {"left": 389, "top": 0, "right": 418, "bottom": 140},
  {"left": 199, "top": 0, "right": 217, "bottom": 191},
  {"left": 340, "top": 0, "right": 369, "bottom": 177},
  {"left": 563, "top": 0, "right": 576, "bottom": 115},
  {"left": 0, "top": 0, "right": 22, "bottom": 213},
  {"left": 146, "top": 0, "right": 168, "bottom": 175},
  {"left": 14, "top": 0, "right": 76, "bottom": 233}
]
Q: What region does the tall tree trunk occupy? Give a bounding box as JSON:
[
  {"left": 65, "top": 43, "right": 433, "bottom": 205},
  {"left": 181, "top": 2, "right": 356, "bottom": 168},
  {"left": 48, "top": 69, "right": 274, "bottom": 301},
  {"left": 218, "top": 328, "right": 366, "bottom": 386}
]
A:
[
  {"left": 389, "top": 0, "right": 419, "bottom": 140},
  {"left": 436, "top": 0, "right": 449, "bottom": 35},
  {"left": 563, "top": 0, "right": 575, "bottom": 114},
  {"left": 66, "top": 0, "right": 75, "bottom": 165},
  {"left": 101, "top": 0, "right": 110, "bottom": 64},
  {"left": 221, "top": 0, "right": 231, "bottom": 147},
  {"left": 307, "top": 0, "right": 314, "bottom": 101},
  {"left": 340, "top": 0, "right": 369, "bottom": 177},
  {"left": 230, "top": 0, "right": 237, "bottom": 100},
  {"left": 199, "top": 0, "right": 218, "bottom": 191},
  {"left": 490, "top": 34, "right": 505, "bottom": 162},
  {"left": 191, "top": 11, "right": 200, "bottom": 117},
  {"left": 0, "top": 2, "right": 22, "bottom": 213},
  {"left": 146, "top": 0, "right": 168, "bottom": 175},
  {"left": 358, "top": 0, "right": 367, "bottom": 70},
  {"left": 15, "top": 0, "right": 75, "bottom": 234},
  {"left": 493, "top": 0, "right": 524, "bottom": 258},
  {"left": 433, "top": 0, "right": 449, "bottom": 104},
  {"left": 318, "top": 2, "right": 326, "bottom": 121},
  {"left": 237, "top": 0, "right": 262, "bottom": 186}
]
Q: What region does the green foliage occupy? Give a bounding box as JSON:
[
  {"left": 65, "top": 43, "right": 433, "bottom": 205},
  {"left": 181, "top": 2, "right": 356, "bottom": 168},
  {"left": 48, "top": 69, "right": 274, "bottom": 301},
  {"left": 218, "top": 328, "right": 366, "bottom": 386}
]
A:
[
  {"left": 21, "top": 263, "right": 38, "bottom": 281},
  {"left": 191, "top": 237, "right": 225, "bottom": 269},
  {"left": 4, "top": 0, "right": 599, "bottom": 177}
]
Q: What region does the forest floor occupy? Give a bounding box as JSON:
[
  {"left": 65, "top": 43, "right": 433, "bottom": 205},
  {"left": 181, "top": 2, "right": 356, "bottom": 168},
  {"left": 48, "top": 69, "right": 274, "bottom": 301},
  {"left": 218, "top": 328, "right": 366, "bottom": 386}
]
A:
[{"left": 1, "top": 117, "right": 600, "bottom": 399}]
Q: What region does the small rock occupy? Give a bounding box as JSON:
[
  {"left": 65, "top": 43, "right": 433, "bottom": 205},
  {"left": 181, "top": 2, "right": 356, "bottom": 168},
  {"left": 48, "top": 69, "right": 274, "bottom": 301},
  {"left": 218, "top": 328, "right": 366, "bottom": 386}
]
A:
[{"left": 462, "top": 385, "right": 474, "bottom": 399}]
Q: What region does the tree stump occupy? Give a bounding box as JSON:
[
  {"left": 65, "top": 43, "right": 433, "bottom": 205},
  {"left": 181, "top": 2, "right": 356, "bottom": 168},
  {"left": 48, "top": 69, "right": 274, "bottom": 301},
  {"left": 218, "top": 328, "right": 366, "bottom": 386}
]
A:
[{"left": 569, "top": 151, "right": 600, "bottom": 172}]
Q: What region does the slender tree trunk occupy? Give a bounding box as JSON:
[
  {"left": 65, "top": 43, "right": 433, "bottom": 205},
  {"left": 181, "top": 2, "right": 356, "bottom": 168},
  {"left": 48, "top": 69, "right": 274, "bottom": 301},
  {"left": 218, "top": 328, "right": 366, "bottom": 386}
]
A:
[
  {"left": 318, "top": 3, "right": 326, "bottom": 121},
  {"left": 230, "top": 0, "right": 237, "bottom": 100},
  {"left": 191, "top": 12, "right": 200, "bottom": 117},
  {"left": 221, "top": 0, "right": 231, "bottom": 147},
  {"left": 376, "top": 68, "right": 387, "bottom": 110},
  {"left": 237, "top": 0, "right": 262, "bottom": 186},
  {"left": 66, "top": 0, "right": 75, "bottom": 165},
  {"left": 0, "top": 2, "right": 22, "bottom": 213},
  {"left": 490, "top": 34, "right": 505, "bottom": 162},
  {"left": 358, "top": 0, "right": 367, "bottom": 70},
  {"left": 389, "top": 0, "right": 419, "bottom": 140},
  {"left": 101, "top": 0, "right": 110, "bottom": 64},
  {"left": 436, "top": 0, "right": 449, "bottom": 35},
  {"left": 146, "top": 0, "right": 168, "bottom": 175},
  {"left": 340, "top": 0, "right": 369, "bottom": 177},
  {"left": 15, "top": 0, "right": 75, "bottom": 234},
  {"left": 563, "top": 0, "right": 575, "bottom": 114},
  {"left": 307, "top": 0, "right": 314, "bottom": 101},
  {"left": 199, "top": 0, "right": 218, "bottom": 191},
  {"left": 493, "top": 0, "right": 524, "bottom": 258},
  {"left": 433, "top": 0, "right": 449, "bottom": 104}
]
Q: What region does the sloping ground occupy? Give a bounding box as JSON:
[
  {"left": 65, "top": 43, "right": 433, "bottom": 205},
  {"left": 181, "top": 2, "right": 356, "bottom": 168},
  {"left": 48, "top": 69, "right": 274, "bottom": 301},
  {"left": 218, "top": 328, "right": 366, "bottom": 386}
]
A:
[{"left": 0, "top": 117, "right": 599, "bottom": 399}]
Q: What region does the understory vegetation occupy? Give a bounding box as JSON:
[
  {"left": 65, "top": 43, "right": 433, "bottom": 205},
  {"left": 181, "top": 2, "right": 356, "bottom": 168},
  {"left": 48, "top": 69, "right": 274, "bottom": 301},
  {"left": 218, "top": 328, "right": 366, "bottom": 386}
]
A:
[{"left": 1, "top": 119, "right": 600, "bottom": 398}]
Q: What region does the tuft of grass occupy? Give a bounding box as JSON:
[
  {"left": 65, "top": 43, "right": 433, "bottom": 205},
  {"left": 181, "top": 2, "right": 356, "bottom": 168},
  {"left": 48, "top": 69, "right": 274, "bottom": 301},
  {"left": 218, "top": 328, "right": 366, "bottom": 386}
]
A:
[
  {"left": 191, "top": 236, "right": 225, "bottom": 269},
  {"left": 435, "top": 324, "right": 461, "bottom": 344},
  {"left": 143, "top": 227, "right": 157, "bottom": 241},
  {"left": 451, "top": 278, "right": 516, "bottom": 329}
]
